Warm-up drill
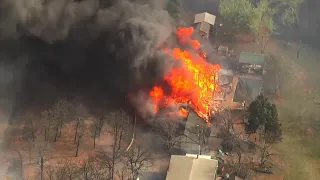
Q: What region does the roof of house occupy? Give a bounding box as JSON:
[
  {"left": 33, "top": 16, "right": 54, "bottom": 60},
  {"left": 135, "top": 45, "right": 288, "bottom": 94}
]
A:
[
  {"left": 194, "top": 12, "right": 216, "bottom": 25},
  {"left": 239, "top": 52, "right": 265, "bottom": 65},
  {"left": 166, "top": 155, "right": 219, "bottom": 180},
  {"left": 233, "top": 77, "right": 262, "bottom": 103}
]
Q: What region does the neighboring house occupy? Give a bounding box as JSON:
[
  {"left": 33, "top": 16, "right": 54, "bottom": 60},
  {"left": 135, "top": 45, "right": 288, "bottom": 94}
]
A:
[
  {"left": 238, "top": 52, "right": 266, "bottom": 76},
  {"left": 165, "top": 154, "right": 219, "bottom": 180},
  {"left": 233, "top": 77, "right": 263, "bottom": 103},
  {"left": 193, "top": 12, "right": 216, "bottom": 39}
]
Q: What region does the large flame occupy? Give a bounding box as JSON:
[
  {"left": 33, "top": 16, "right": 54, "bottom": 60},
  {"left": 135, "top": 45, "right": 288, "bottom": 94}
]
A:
[{"left": 149, "top": 27, "right": 221, "bottom": 123}]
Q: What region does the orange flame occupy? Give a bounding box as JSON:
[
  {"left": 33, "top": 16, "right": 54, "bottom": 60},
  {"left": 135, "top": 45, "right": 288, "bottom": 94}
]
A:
[{"left": 149, "top": 27, "right": 221, "bottom": 123}]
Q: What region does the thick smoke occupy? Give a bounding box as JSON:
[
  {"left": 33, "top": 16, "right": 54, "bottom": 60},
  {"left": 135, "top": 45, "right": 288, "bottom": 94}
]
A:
[{"left": 0, "top": 0, "right": 175, "bottom": 121}]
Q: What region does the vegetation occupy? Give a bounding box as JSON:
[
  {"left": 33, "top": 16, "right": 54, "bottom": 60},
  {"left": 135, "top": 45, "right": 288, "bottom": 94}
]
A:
[
  {"left": 264, "top": 54, "right": 293, "bottom": 95},
  {"left": 246, "top": 94, "right": 282, "bottom": 144},
  {"left": 219, "top": 0, "right": 276, "bottom": 53},
  {"left": 219, "top": 0, "right": 254, "bottom": 31},
  {"left": 249, "top": 0, "right": 276, "bottom": 53},
  {"left": 166, "top": 0, "right": 180, "bottom": 22},
  {"left": 278, "top": 0, "right": 304, "bottom": 30}
]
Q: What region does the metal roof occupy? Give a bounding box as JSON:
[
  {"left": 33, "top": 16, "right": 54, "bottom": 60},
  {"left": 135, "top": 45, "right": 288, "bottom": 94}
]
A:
[
  {"left": 166, "top": 155, "right": 218, "bottom": 180},
  {"left": 239, "top": 52, "right": 265, "bottom": 65},
  {"left": 233, "top": 77, "right": 262, "bottom": 103},
  {"left": 194, "top": 12, "right": 216, "bottom": 25}
]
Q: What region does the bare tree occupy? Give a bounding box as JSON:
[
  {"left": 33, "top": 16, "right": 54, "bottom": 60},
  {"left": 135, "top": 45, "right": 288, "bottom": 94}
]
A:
[
  {"left": 41, "top": 110, "right": 53, "bottom": 143},
  {"left": 95, "top": 151, "right": 119, "bottom": 180},
  {"left": 50, "top": 99, "right": 72, "bottom": 142},
  {"left": 74, "top": 117, "right": 84, "bottom": 142},
  {"left": 217, "top": 109, "right": 234, "bottom": 133},
  {"left": 78, "top": 158, "right": 104, "bottom": 180},
  {"left": 75, "top": 119, "right": 85, "bottom": 157},
  {"left": 36, "top": 143, "right": 47, "bottom": 180},
  {"left": 92, "top": 118, "right": 100, "bottom": 148},
  {"left": 155, "top": 120, "right": 180, "bottom": 154},
  {"left": 21, "top": 113, "right": 37, "bottom": 144},
  {"left": 122, "top": 146, "right": 153, "bottom": 180},
  {"left": 116, "top": 167, "right": 130, "bottom": 180}
]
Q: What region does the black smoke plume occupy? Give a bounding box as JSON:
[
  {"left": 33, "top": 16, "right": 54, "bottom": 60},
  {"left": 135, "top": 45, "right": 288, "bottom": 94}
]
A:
[{"left": 0, "top": 0, "right": 175, "bottom": 122}]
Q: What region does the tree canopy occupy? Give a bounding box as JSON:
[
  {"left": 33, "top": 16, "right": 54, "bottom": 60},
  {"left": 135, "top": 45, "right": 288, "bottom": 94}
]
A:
[
  {"left": 219, "top": 0, "right": 254, "bottom": 30},
  {"left": 277, "top": 0, "right": 304, "bottom": 29},
  {"left": 166, "top": 0, "right": 180, "bottom": 22},
  {"left": 249, "top": 0, "right": 276, "bottom": 53},
  {"left": 246, "top": 94, "right": 282, "bottom": 143}
]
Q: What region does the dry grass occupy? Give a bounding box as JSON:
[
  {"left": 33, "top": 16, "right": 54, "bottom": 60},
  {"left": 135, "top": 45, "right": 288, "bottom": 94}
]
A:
[{"left": 234, "top": 39, "right": 320, "bottom": 180}]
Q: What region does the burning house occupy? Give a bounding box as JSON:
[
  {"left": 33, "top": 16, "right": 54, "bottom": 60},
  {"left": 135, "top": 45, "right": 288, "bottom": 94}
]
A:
[{"left": 148, "top": 27, "right": 221, "bottom": 124}]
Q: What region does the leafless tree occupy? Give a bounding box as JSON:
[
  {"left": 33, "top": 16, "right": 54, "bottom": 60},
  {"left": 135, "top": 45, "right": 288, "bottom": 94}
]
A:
[
  {"left": 50, "top": 99, "right": 72, "bottom": 142},
  {"left": 122, "top": 146, "right": 153, "bottom": 180},
  {"left": 189, "top": 124, "right": 209, "bottom": 147},
  {"left": 74, "top": 117, "right": 84, "bottom": 142},
  {"left": 78, "top": 158, "right": 105, "bottom": 180},
  {"left": 75, "top": 119, "right": 85, "bottom": 157},
  {"left": 36, "top": 143, "right": 47, "bottom": 180},
  {"left": 22, "top": 114, "right": 36, "bottom": 143},
  {"left": 41, "top": 110, "right": 53, "bottom": 143},
  {"left": 116, "top": 167, "right": 130, "bottom": 180},
  {"left": 92, "top": 118, "right": 100, "bottom": 148},
  {"left": 95, "top": 151, "right": 121, "bottom": 180},
  {"left": 8, "top": 150, "right": 24, "bottom": 180},
  {"left": 217, "top": 109, "right": 234, "bottom": 133},
  {"left": 154, "top": 120, "right": 180, "bottom": 154}
]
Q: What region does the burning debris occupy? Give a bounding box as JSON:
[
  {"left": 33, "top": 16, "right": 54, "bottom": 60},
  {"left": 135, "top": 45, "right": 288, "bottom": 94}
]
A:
[{"left": 147, "top": 27, "right": 221, "bottom": 123}]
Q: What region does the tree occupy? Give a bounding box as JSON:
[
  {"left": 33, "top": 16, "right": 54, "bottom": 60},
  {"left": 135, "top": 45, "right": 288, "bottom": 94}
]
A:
[
  {"left": 78, "top": 157, "right": 105, "bottom": 180},
  {"left": 22, "top": 114, "right": 36, "bottom": 143},
  {"left": 246, "top": 94, "right": 282, "bottom": 143},
  {"left": 75, "top": 118, "right": 85, "bottom": 157},
  {"left": 41, "top": 110, "right": 53, "bottom": 144},
  {"left": 96, "top": 151, "right": 120, "bottom": 180},
  {"left": 189, "top": 124, "right": 210, "bottom": 150},
  {"left": 92, "top": 118, "right": 100, "bottom": 148},
  {"left": 249, "top": 0, "right": 276, "bottom": 54},
  {"left": 166, "top": 0, "right": 180, "bottom": 22},
  {"left": 36, "top": 143, "right": 47, "bottom": 180},
  {"left": 217, "top": 109, "right": 234, "bottom": 133},
  {"left": 99, "top": 109, "right": 131, "bottom": 179},
  {"left": 265, "top": 54, "right": 293, "bottom": 96},
  {"left": 219, "top": 0, "right": 254, "bottom": 31},
  {"left": 50, "top": 99, "right": 72, "bottom": 142},
  {"left": 280, "top": 0, "right": 304, "bottom": 30},
  {"left": 122, "top": 146, "right": 153, "bottom": 180},
  {"left": 154, "top": 120, "right": 180, "bottom": 153}
]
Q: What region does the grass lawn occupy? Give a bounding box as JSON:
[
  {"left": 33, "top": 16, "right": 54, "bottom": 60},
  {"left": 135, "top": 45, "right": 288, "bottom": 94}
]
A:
[{"left": 234, "top": 40, "right": 320, "bottom": 179}]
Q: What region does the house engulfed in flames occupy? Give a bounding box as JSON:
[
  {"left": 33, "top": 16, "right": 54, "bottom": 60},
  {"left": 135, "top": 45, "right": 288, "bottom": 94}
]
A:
[{"left": 148, "top": 27, "right": 221, "bottom": 124}]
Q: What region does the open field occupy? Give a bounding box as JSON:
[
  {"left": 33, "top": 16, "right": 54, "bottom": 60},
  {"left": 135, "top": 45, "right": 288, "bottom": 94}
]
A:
[{"left": 233, "top": 40, "right": 320, "bottom": 179}]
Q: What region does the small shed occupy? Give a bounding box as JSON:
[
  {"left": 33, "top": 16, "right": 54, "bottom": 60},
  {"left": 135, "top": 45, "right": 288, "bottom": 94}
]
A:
[
  {"left": 238, "top": 52, "right": 266, "bottom": 75},
  {"left": 194, "top": 12, "right": 216, "bottom": 39}
]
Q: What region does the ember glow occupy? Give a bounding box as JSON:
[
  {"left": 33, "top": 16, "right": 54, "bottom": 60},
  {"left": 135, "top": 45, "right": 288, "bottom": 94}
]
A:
[{"left": 149, "top": 27, "right": 221, "bottom": 123}]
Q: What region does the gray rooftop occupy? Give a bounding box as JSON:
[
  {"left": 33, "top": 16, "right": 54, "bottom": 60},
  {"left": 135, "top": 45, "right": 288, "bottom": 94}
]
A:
[{"left": 233, "top": 77, "right": 262, "bottom": 103}]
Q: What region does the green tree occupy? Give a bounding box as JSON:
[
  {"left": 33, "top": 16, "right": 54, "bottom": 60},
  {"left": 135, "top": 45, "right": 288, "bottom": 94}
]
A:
[
  {"left": 166, "top": 0, "right": 180, "bottom": 21},
  {"left": 249, "top": 0, "right": 276, "bottom": 54},
  {"left": 246, "top": 94, "right": 282, "bottom": 143},
  {"left": 280, "top": 0, "right": 304, "bottom": 30},
  {"left": 219, "top": 0, "right": 254, "bottom": 31}
]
